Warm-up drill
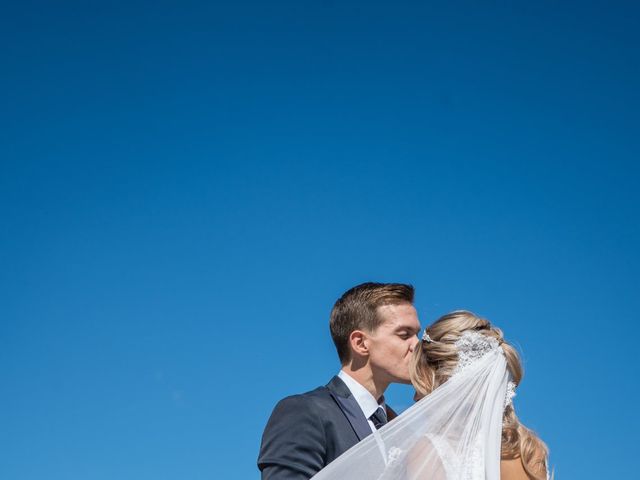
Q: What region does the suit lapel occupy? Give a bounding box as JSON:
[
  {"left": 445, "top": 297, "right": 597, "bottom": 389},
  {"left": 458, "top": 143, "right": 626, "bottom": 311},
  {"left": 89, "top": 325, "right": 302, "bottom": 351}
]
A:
[{"left": 326, "top": 376, "right": 372, "bottom": 441}]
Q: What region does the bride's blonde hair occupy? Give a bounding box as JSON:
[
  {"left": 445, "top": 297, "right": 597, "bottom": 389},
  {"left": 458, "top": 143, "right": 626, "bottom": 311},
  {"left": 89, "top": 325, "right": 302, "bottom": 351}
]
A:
[{"left": 411, "top": 310, "right": 549, "bottom": 479}]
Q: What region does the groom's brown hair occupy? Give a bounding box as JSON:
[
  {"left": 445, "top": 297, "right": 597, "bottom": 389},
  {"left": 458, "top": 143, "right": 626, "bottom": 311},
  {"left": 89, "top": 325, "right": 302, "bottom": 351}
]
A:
[{"left": 330, "top": 282, "right": 415, "bottom": 364}]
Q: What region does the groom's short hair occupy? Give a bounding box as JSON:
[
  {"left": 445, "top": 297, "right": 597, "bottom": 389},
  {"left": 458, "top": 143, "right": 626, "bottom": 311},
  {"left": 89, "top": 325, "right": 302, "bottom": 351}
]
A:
[{"left": 330, "top": 282, "right": 415, "bottom": 364}]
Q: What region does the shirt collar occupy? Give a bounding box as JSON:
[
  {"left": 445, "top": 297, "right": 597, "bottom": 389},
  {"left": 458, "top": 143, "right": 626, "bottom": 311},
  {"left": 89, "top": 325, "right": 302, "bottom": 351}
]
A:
[{"left": 337, "top": 370, "right": 385, "bottom": 419}]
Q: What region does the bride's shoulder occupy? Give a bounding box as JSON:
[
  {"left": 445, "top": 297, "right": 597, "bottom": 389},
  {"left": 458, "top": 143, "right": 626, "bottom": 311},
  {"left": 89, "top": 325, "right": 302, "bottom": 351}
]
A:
[{"left": 403, "top": 435, "right": 448, "bottom": 478}]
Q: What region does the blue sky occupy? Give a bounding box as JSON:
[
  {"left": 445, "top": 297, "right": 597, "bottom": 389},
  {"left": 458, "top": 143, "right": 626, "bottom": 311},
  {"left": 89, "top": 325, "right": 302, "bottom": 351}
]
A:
[{"left": 1, "top": 1, "right": 638, "bottom": 479}]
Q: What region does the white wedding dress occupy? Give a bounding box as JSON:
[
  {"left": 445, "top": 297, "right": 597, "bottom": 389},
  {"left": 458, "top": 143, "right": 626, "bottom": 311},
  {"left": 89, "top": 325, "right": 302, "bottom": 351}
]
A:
[
  {"left": 311, "top": 332, "right": 515, "bottom": 480},
  {"left": 426, "top": 434, "right": 485, "bottom": 479}
]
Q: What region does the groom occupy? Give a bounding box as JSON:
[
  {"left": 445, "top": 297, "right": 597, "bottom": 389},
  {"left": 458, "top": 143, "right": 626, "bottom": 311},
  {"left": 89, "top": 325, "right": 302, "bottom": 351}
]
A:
[{"left": 258, "top": 282, "right": 421, "bottom": 480}]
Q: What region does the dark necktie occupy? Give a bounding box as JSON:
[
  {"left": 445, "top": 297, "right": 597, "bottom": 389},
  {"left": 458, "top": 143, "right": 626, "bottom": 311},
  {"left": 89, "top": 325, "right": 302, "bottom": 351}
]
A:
[{"left": 369, "top": 406, "right": 388, "bottom": 430}]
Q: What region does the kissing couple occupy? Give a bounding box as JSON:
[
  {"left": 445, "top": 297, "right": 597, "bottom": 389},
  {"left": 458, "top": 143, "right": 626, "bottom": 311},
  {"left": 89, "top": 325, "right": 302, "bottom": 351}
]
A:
[{"left": 258, "top": 283, "right": 550, "bottom": 480}]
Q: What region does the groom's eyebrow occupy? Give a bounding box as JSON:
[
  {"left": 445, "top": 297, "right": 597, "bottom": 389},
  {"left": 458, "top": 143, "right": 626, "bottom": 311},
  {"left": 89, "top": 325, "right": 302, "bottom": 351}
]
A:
[{"left": 395, "top": 325, "right": 420, "bottom": 334}]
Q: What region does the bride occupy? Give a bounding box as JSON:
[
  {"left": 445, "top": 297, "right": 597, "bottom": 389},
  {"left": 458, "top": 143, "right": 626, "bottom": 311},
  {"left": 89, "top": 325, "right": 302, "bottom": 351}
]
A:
[{"left": 311, "top": 310, "right": 550, "bottom": 480}]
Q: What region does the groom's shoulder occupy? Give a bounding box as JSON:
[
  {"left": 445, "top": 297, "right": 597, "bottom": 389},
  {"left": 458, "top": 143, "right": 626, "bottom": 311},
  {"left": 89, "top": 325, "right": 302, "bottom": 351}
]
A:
[
  {"left": 259, "top": 381, "right": 340, "bottom": 473},
  {"left": 271, "top": 380, "right": 336, "bottom": 413}
]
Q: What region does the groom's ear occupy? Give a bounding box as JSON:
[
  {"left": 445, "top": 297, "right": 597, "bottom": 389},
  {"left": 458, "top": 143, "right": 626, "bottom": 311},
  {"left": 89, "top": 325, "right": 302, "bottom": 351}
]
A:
[{"left": 348, "top": 330, "right": 370, "bottom": 358}]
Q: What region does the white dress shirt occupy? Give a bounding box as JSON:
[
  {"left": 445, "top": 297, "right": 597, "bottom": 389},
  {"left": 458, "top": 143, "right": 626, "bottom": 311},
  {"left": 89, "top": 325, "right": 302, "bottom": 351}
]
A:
[{"left": 337, "top": 370, "right": 386, "bottom": 433}]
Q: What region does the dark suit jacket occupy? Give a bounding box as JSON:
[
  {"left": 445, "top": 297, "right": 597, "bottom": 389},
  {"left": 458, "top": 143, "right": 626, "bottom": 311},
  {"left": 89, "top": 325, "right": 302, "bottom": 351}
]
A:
[{"left": 257, "top": 376, "right": 396, "bottom": 480}]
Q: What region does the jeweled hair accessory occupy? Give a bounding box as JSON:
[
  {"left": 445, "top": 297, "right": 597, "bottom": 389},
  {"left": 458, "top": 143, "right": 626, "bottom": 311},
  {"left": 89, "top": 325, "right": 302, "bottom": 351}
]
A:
[
  {"left": 453, "top": 331, "right": 500, "bottom": 374},
  {"left": 453, "top": 331, "right": 517, "bottom": 408},
  {"left": 422, "top": 330, "right": 433, "bottom": 343}
]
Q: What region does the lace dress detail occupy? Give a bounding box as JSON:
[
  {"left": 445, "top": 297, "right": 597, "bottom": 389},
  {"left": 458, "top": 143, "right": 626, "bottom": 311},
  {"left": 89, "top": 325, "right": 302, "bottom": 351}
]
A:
[{"left": 426, "top": 434, "right": 485, "bottom": 480}]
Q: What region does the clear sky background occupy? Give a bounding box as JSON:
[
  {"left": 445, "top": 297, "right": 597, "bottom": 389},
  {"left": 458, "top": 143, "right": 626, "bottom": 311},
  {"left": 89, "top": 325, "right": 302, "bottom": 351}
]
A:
[{"left": 1, "top": 1, "right": 639, "bottom": 479}]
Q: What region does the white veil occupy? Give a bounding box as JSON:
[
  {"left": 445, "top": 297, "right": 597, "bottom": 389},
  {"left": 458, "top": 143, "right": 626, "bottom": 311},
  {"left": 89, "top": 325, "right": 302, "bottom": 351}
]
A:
[{"left": 311, "top": 332, "right": 511, "bottom": 480}]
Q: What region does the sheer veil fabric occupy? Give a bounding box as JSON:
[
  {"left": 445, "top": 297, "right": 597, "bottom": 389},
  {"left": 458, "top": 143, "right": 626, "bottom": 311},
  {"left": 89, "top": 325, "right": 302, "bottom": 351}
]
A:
[{"left": 311, "top": 347, "right": 510, "bottom": 480}]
